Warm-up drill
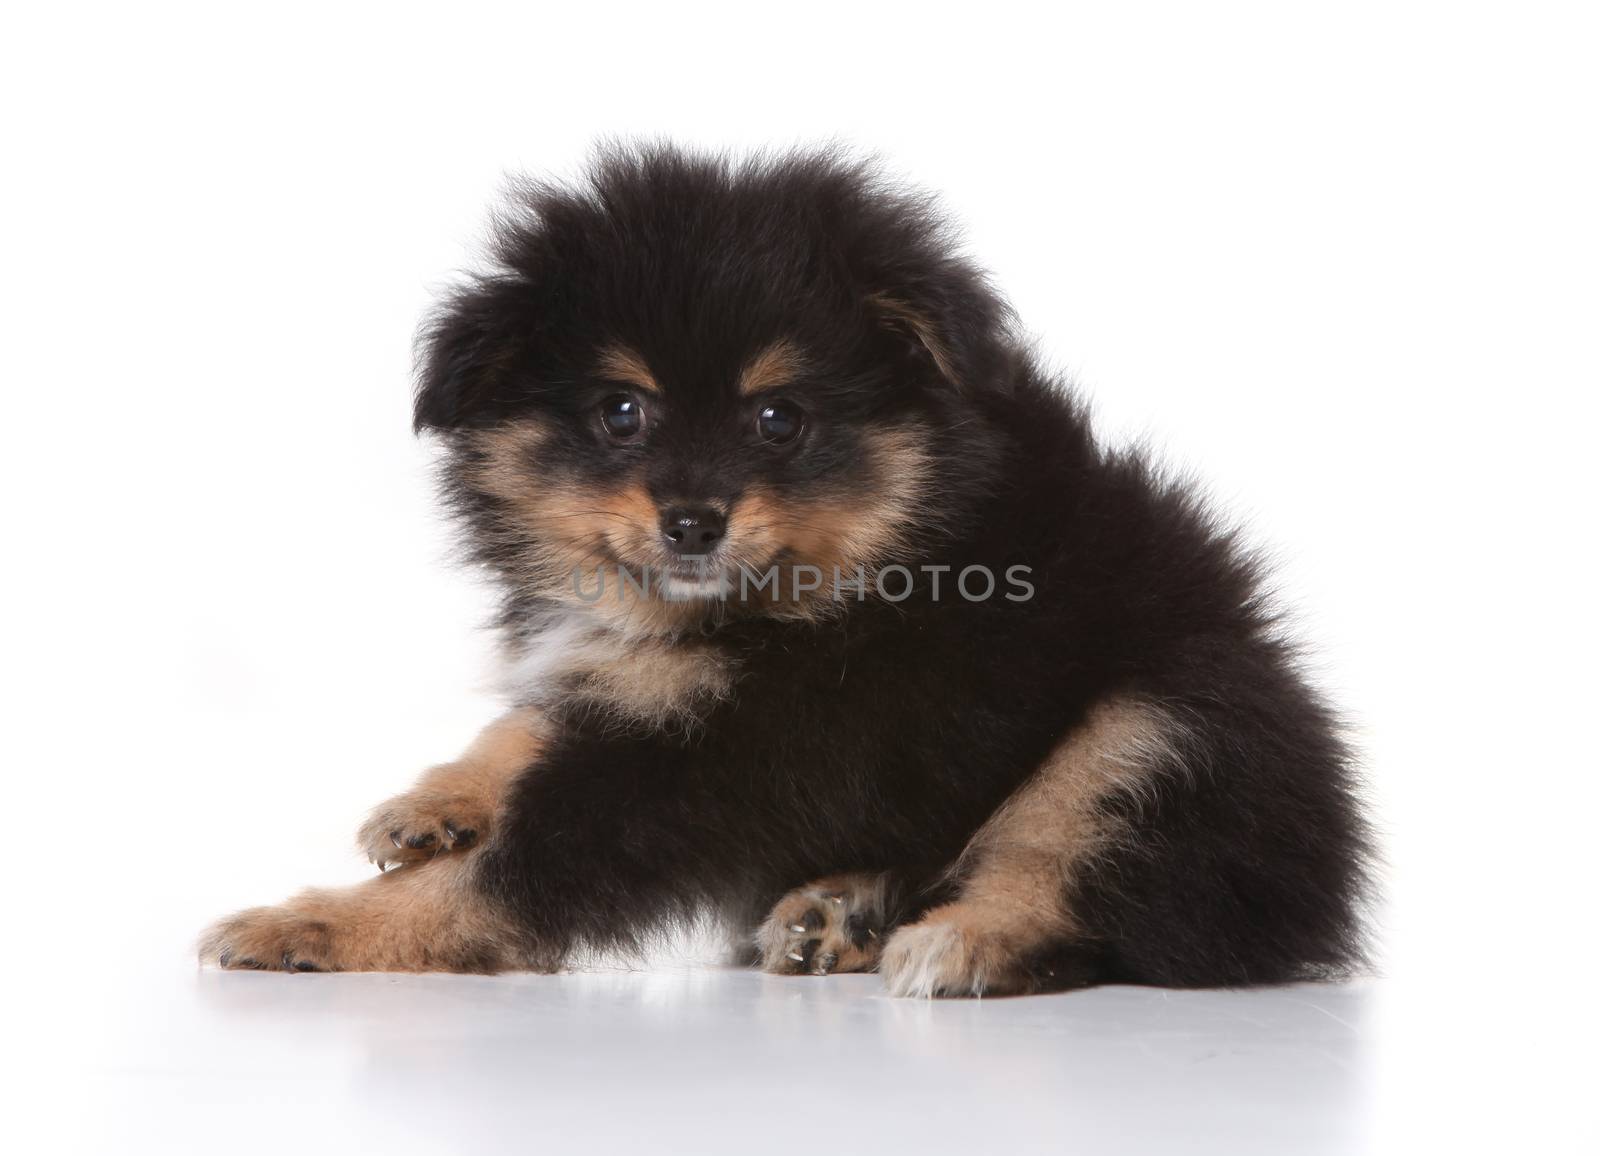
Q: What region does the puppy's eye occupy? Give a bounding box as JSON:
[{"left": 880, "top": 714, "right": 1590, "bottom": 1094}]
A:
[
  {"left": 599, "top": 395, "right": 645, "bottom": 441},
  {"left": 757, "top": 399, "right": 804, "bottom": 446}
]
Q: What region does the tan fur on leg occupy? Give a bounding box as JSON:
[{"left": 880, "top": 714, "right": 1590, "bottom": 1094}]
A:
[
  {"left": 357, "top": 708, "right": 545, "bottom": 867},
  {"left": 200, "top": 853, "right": 521, "bottom": 973},
  {"left": 881, "top": 696, "right": 1179, "bottom": 997}
]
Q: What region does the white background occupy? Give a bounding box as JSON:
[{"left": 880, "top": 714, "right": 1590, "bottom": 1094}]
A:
[{"left": 3, "top": 2, "right": 1595, "bottom": 1152}]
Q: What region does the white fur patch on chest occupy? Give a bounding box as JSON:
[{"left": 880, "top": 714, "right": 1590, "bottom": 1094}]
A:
[{"left": 499, "top": 612, "right": 737, "bottom": 729}]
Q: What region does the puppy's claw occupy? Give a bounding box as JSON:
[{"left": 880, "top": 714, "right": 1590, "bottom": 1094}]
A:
[
  {"left": 389, "top": 832, "right": 404, "bottom": 849},
  {"left": 758, "top": 874, "right": 893, "bottom": 979}
]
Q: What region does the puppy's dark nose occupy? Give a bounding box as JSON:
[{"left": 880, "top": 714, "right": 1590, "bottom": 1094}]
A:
[{"left": 660, "top": 506, "right": 726, "bottom": 555}]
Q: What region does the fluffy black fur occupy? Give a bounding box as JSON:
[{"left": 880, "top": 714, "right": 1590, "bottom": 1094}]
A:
[{"left": 418, "top": 144, "right": 1371, "bottom": 989}]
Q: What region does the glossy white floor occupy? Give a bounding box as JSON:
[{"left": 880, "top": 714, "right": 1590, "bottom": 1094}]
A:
[
  {"left": 77, "top": 956, "right": 1381, "bottom": 1154},
  {"left": 14, "top": 902, "right": 1591, "bottom": 1156}
]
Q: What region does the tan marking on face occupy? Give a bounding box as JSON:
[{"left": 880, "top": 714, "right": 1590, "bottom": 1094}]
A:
[
  {"left": 465, "top": 420, "right": 605, "bottom": 593},
  {"left": 867, "top": 292, "right": 960, "bottom": 387},
  {"left": 464, "top": 418, "right": 587, "bottom": 582},
  {"left": 466, "top": 422, "right": 664, "bottom": 603},
  {"left": 463, "top": 417, "right": 931, "bottom": 637},
  {"left": 721, "top": 425, "right": 933, "bottom": 618},
  {"left": 560, "top": 485, "right": 741, "bottom": 636},
  {"left": 595, "top": 344, "right": 660, "bottom": 394},
  {"left": 467, "top": 418, "right": 551, "bottom": 503},
  {"left": 509, "top": 477, "right": 662, "bottom": 573},
  {"left": 737, "top": 338, "right": 807, "bottom": 396},
  {"left": 880, "top": 697, "right": 1181, "bottom": 996},
  {"left": 466, "top": 422, "right": 739, "bottom": 642},
  {"left": 466, "top": 422, "right": 659, "bottom": 574}
]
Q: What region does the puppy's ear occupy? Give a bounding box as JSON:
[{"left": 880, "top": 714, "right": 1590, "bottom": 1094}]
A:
[
  {"left": 863, "top": 275, "right": 1013, "bottom": 395},
  {"left": 413, "top": 278, "right": 530, "bottom": 432}
]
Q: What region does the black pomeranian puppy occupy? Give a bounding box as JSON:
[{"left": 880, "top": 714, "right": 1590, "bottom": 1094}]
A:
[{"left": 202, "top": 144, "right": 1370, "bottom": 995}]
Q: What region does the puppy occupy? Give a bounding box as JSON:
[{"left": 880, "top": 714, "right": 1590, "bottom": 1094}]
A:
[{"left": 202, "top": 145, "right": 1370, "bottom": 995}]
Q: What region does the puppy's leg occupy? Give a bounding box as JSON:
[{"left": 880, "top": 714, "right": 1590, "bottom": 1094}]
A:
[
  {"left": 757, "top": 872, "right": 901, "bottom": 976},
  {"left": 200, "top": 853, "right": 519, "bottom": 973},
  {"left": 880, "top": 696, "right": 1175, "bottom": 997},
  {"left": 357, "top": 708, "right": 544, "bottom": 868},
  {"left": 201, "top": 709, "right": 543, "bottom": 972}
]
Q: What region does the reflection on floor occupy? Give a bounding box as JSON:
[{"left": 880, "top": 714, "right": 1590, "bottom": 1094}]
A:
[{"left": 78, "top": 964, "right": 1377, "bottom": 1154}]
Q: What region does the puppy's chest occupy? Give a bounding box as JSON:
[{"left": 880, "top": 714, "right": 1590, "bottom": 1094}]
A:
[{"left": 502, "top": 619, "right": 739, "bottom": 728}]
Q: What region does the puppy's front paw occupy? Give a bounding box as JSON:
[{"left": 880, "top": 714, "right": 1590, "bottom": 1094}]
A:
[
  {"left": 357, "top": 789, "right": 490, "bottom": 869},
  {"left": 757, "top": 872, "right": 895, "bottom": 976},
  {"left": 201, "top": 856, "right": 512, "bottom": 975},
  {"left": 878, "top": 904, "right": 1085, "bottom": 997},
  {"left": 200, "top": 903, "right": 338, "bottom": 973}
]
